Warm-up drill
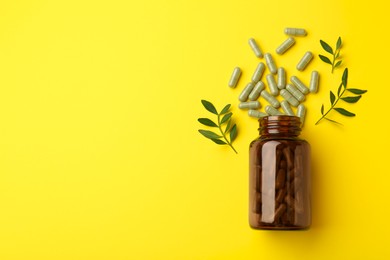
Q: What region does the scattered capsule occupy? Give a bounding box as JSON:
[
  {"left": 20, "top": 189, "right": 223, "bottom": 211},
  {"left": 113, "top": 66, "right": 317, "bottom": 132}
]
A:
[
  {"left": 238, "top": 82, "right": 255, "bottom": 102},
  {"left": 238, "top": 101, "right": 261, "bottom": 110},
  {"left": 281, "top": 100, "right": 294, "bottom": 116},
  {"left": 261, "top": 90, "right": 280, "bottom": 108},
  {"left": 309, "top": 71, "right": 319, "bottom": 93},
  {"left": 296, "top": 51, "right": 313, "bottom": 71},
  {"left": 277, "top": 67, "right": 286, "bottom": 89},
  {"left": 286, "top": 83, "right": 305, "bottom": 102},
  {"left": 251, "top": 62, "right": 265, "bottom": 83},
  {"left": 228, "top": 67, "right": 241, "bottom": 88},
  {"left": 280, "top": 89, "right": 299, "bottom": 107},
  {"left": 266, "top": 74, "right": 279, "bottom": 96},
  {"left": 291, "top": 76, "right": 310, "bottom": 94},
  {"left": 248, "top": 38, "right": 263, "bottom": 58},
  {"left": 264, "top": 53, "right": 277, "bottom": 74},
  {"left": 276, "top": 37, "right": 295, "bottom": 55},
  {"left": 248, "top": 110, "right": 267, "bottom": 119},
  {"left": 248, "top": 81, "right": 265, "bottom": 101},
  {"left": 284, "top": 28, "right": 307, "bottom": 36},
  {"left": 297, "top": 104, "right": 306, "bottom": 125},
  {"left": 265, "top": 105, "right": 283, "bottom": 116}
]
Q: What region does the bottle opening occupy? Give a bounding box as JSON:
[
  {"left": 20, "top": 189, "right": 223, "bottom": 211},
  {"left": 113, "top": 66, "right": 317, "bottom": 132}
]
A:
[{"left": 259, "top": 115, "right": 302, "bottom": 136}]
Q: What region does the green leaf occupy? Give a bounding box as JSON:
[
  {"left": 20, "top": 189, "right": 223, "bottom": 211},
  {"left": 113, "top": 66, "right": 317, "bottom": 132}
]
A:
[
  {"left": 330, "top": 91, "right": 336, "bottom": 105},
  {"left": 198, "top": 118, "right": 218, "bottom": 127},
  {"left": 230, "top": 124, "right": 237, "bottom": 142},
  {"left": 198, "top": 129, "right": 222, "bottom": 139},
  {"left": 347, "top": 88, "right": 367, "bottom": 94},
  {"left": 320, "top": 40, "right": 333, "bottom": 54},
  {"left": 220, "top": 104, "right": 231, "bottom": 114},
  {"left": 335, "top": 60, "right": 342, "bottom": 68},
  {"left": 335, "top": 50, "right": 340, "bottom": 59},
  {"left": 319, "top": 55, "right": 332, "bottom": 65},
  {"left": 224, "top": 119, "right": 231, "bottom": 134},
  {"left": 341, "top": 95, "right": 361, "bottom": 103},
  {"left": 342, "top": 68, "right": 348, "bottom": 88},
  {"left": 220, "top": 112, "right": 232, "bottom": 124},
  {"left": 334, "top": 107, "right": 355, "bottom": 117},
  {"left": 325, "top": 117, "right": 343, "bottom": 125},
  {"left": 211, "top": 138, "right": 227, "bottom": 145},
  {"left": 201, "top": 100, "right": 218, "bottom": 115},
  {"left": 336, "top": 37, "right": 342, "bottom": 50},
  {"left": 321, "top": 104, "right": 324, "bottom": 115},
  {"left": 337, "top": 83, "right": 343, "bottom": 97}
]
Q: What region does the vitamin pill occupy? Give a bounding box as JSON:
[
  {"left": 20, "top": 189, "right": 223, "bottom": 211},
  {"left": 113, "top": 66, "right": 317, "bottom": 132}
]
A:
[
  {"left": 309, "top": 71, "right": 319, "bottom": 93},
  {"left": 297, "top": 104, "right": 306, "bottom": 125},
  {"left": 276, "top": 37, "right": 295, "bottom": 55},
  {"left": 296, "top": 51, "right": 313, "bottom": 71},
  {"left": 248, "top": 110, "right": 267, "bottom": 119},
  {"left": 251, "top": 62, "right": 265, "bottom": 83},
  {"left": 228, "top": 67, "right": 241, "bottom": 88},
  {"left": 286, "top": 83, "right": 305, "bottom": 102},
  {"left": 238, "top": 82, "right": 255, "bottom": 102},
  {"left": 284, "top": 27, "right": 307, "bottom": 36},
  {"left": 274, "top": 203, "right": 287, "bottom": 220},
  {"left": 277, "top": 67, "right": 286, "bottom": 89},
  {"left": 266, "top": 74, "right": 279, "bottom": 96},
  {"left": 248, "top": 38, "right": 263, "bottom": 58},
  {"left": 290, "top": 76, "right": 310, "bottom": 94},
  {"left": 261, "top": 90, "right": 280, "bottom": 108},
  {"left": 238, "top": 101, "right": 261, "bottom": 110},
  {"left": 280, "top": 89, "right": 299, "bottom": 107},
  {"left": 265, "top": 105, "right": 283, "bottom": 116},
  {"left": 280, "top": 100, "right": 294, "bottom": 116},
  {"left": 264, "top": 53, "right": 277, "bottom": 74},
  {"left": 248, "top": 81, "right": 265, "bottom": 101}
]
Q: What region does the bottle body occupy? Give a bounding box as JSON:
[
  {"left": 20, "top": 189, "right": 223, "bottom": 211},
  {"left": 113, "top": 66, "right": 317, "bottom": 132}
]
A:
[{"left": 249, "top": 116, "right": 311, "bottom": 230}]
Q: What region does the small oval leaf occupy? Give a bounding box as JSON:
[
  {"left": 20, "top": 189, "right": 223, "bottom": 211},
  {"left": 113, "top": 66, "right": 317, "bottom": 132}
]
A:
[
  {"left": 341, "top": 96, "right": 361, "bottom": 103},
  {"left": 201, "top": 100, "right": 218, "bottom": 115},
  {"left": 342, "top": 68, "right": 348, "bottom": 87},
  {"left": 321, "top": 104, "right": 324, "bottom": 115},
  {"left": 337, "top": 83, "right": 343, "bottom": 97},
  {"left": 335, "top": 60, "right": 342, "bottom": 68},
  {"left": 347, "top": 88, "right": 367, "bottom": 94},
  {"left": 211, "top": 138, "right": 227, "bottom": 145},
  {"left": 320, "top": 40, "right": 334, "bottom": 54},
  {"left": 319, "top": 55, "right": 332, "bottom": 65},
  {"left": 230, "top": 124, "right": 237, "bottom": 142},
  {"left": 198, "top": 129, "right": 222, "bottom": 139},
  {"left": 220, "top": 112, "right": 232, "bottom": 124},
  {"left": 334, "top": 107, "right": 355, "bottom": 117},
  {"left": 330, "top": 91, "right": 336, "bottom": 105},
  {"left": 325, "top": 117, "right": 343, "bottom": 125},
  {"left": 220, "top": 104, "right": 231, "bottom": 114},
  {"left": 336, "top": 37, "right": 342, "bottom": 50},
  {"left": 224, "top": 119, "right": 231, "bottom": 134},
  {"left": 198, "top": 118, "right": 218, "bottom": 127}
]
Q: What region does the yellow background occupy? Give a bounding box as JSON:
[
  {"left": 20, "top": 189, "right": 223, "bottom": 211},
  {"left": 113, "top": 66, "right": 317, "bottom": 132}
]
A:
[{"left": 0, "top": 0, "right": 388, "bottom": 259}]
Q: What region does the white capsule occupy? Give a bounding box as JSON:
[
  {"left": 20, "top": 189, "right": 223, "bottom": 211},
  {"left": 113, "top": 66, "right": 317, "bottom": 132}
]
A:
[
  {"left": 238, "top": 82, "right": 255, "bottom": 102},
  {"left": 297, "top": 104, "right": 306, "bottom": 125},
  {"left": 248, "top": 38, "right": 263, "bottom": 58},
  {"left": 261, "top": 90, "right": 280, "bottom": 108},
  {"left": 228, "top": 67, "right": 241, "bottom": 88},
  {"left": 264, "top": 53, "right": 277, "bottom": 74},
  {"left": 251, "top": 62, "right": 265, "bottom": 83},
  {"left": 280, "top": 89, "right": 299, "bottom": 107},
  {"left": 280, "top": 100, "right": 294, "bottom": 116},
  {"left": 238, "top": 101, "right": 261, "bottom": 110},
  {"left": 286, "top": 83, "right": 305, "bottom": 102},
  {"left": 248, "top": 110, "right": 267, "bottom": 119},
  {"left": 309, "top": 71, "right": 320, "bottom": 93},
  {"left": 265, "top": 105, "right": 283, "bottom": 116},
  {"left": 296, "top": 51, "right": 313, "bottom": 71},
  {"left": 277, "top": 67, "right": 286, "bottom": 89},
  {"left": 266, "top": 74, "right": 279, "bottom": 96},
  {"left": 284, "top": 28, "right": 307, "bottom": 36},
  {"left": 248, "top": 81, "right": 265, "bottom": 101},
  {"left": 276, "top": 37, "right": 295, "bottom": 55},
  {"left": 290, "top": 76, "right": 309, "bottom": 94}
]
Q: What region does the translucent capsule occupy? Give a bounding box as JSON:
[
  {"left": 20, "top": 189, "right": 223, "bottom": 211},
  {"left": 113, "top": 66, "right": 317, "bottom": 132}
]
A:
[
  {"left": 228, "top": 67, "right": 241, "bottom": 88},
  {"left": 265, "top": 105, "right": 283, "bottom": 116},
  {"left": 276, "top": 37, "right": 295, "bottom": 55},
  {"left": 297, "top": 104, "right": 306, "bottom": 125},
  {"left": 286, "top": 83, "right": 305, "bottom": 102},
  {"left": 280, "top": 89, "right": 299, "bottom": 107},
  {"left": 251, "top": 62, "right": 265, "bottom": 83},
  {"left": 264, "top": 53, "right": 277, "bottom": 74},
  {"left": 261, "top": 90, "right": 280, "bottom": 108},
  {"left": 277, "top": 67, "right": 286, "bottom": 89},
  {"left": 248, "top": 110, "right": 267, "bottom": 119},
  {"left": 248, "top": 38, "right": 263, "bottom": 58},
  {"left": 281, "top": 100, "right": 294, "bottom": 116},
  {"left": 309, "top": 71, "right": 319, "bottom": 93},
  {"left": 238, "top": 82, "right": 255, "bottom": 102},
  {"left": 266, "top": 74, "right": 279, "bottom": 96},
  {"left": 291, "top": 76, "right": 309, "bottom": 94},
  {"left": 248, "top": 81, "right": 265, "bottom": 101},
  {"left": 284, "top": 28, "right": 307, "bottom": 36},
  {"left": 238, "top": 101, "right": 261, "bottom": 110},
  {"left": 296, "top": 51, "right": 313, "bottom": 71}
]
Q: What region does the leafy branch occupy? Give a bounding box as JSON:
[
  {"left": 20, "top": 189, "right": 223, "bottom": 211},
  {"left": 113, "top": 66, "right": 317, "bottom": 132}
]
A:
[
  {"left": 319, "top": 37, "right": 342, "bottom": 73},
  {"left": 198, "top": 100, "right": 238, "bottom": 154},
  {"left": 315, "top": 68, "right": 367, "bottom": 125}
]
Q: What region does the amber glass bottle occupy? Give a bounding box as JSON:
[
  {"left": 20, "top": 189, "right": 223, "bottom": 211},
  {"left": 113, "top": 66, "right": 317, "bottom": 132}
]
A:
[{"left": 249, "top": 115, "right": 311, "bottom": 230}]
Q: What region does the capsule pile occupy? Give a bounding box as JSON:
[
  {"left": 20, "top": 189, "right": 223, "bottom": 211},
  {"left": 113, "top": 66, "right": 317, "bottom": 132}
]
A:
[{"left": 228, "top": 27, "right": 319, "bottom": 125}]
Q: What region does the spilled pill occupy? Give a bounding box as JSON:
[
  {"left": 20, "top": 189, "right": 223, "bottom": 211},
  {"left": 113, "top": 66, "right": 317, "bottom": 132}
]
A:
[
  {"left": 291, "top": 76, "right": 310, "bottom": 94},
  {"left": 286, "top": 83, "right": 305, "bottom": 102},
  {"left": 276, "top": 37, "right": 295, "bottom": 55},
  {"left": 239, "top": 101, "right": 261, "bottom": 110},
  {"left": 277, "top": 67, "right": 286, "bottom": 89},
  {"left": 248, "top": 38, "right": 263, "bottom": 58},
  {"left": 266, "top": 74, "right": 279, "bottom": 96},
  {"left": 280, "top": 89, "right": 299, "bottom": 107},
  {"left": 297, "top": 104, "right": 306, "bottom": 125},
  {"left": 261, "top": 90, "right": 280, "bottom": 108},
  {"left": 284, "top": 28, "right": 307, "bottom": 36},
  {"left": 280, "top": 100, "right": 294, "bottom": 116},
  {"left": 296, "top": 51, "right": 313, "bottom": 71},
  {"left": 265, "top": 105, "right": 283, "bottom": 116},
  {"left": 248, "top": 110, "right": 267, "bottom": 119},
  {"left": 249, "top": 81, "right": 265, "bottom": 101},
  {"left": 309, "top": 71, "right": 319, "bottom": 93},
  {"left": 238, "top": 82, "right": 255, "bottom": 102},
  {"left": 264, "top": 53, "right": 277, "bottom": 74},
  {"left": 228, "top": 67, "right": 241, "bottom": 88},
  {"left": 251, "top": 62, "right": 265, "bottom": 83}
]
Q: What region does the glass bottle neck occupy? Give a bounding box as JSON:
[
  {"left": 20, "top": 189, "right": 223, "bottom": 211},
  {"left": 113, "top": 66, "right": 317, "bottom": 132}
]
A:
[{"left": 259, "top": 115, "right": 302, "bottom": 138}]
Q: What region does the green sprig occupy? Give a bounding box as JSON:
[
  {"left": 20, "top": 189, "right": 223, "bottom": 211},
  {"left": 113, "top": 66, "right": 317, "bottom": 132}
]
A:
[
  {"left": 319, "top": 37, "right": 342, "bottom": 73},
  {"left": 198, "top": 100, "right": 238, "bottom": 154}
]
